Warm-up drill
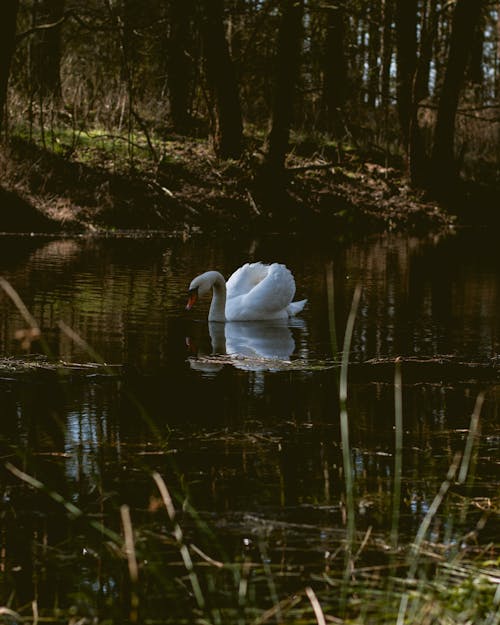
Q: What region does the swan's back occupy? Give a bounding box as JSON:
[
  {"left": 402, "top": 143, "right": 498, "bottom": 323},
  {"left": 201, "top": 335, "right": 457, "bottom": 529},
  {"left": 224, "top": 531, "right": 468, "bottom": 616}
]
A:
[
  {"left": 225, "top": 262, "right": 299, "bottom": 321},
  {"left": 226, "top": 262, "right": 271, "bottom": 298}
]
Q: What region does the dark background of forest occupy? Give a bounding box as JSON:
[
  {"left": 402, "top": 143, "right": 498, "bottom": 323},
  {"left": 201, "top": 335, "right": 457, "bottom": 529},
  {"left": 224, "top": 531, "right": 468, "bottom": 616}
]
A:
[{"left": 0, "top": 0, "right": 499, "bottom": 230}]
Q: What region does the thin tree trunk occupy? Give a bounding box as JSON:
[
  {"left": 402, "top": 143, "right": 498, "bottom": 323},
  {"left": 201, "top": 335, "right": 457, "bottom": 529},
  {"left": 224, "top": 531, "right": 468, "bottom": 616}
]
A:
[
  {"left": 367, "top": 0, "right": 381, "bottom": 108},
  {"left": 380, "top": 0, "right": 393, "bottom": 109},
  {"left": 497, "top": 1, "right": 500, "bottom": 99},
  {"left": 0, "top": 0, "right": 19, "bottom": 134},
  {"left": 200, "top": 0, "right": 243, "bottom": 159},
  {"left": 431, "top": 0, "right": 483, "bottom": 188},
  {"left": 468, "top": 7, "right": 485, "bottom": 100}
]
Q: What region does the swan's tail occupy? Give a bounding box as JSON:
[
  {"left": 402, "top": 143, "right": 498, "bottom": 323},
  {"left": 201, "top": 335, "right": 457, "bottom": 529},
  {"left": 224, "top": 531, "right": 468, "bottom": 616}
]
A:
[{"left": 287, "top": 299, "right": 307, "bottom": 317}]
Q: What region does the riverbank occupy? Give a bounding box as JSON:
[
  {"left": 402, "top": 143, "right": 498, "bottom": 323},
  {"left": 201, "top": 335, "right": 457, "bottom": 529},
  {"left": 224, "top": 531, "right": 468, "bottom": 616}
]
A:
[{"left": 0, "top": 134, "right": 466, "bottom": 236}]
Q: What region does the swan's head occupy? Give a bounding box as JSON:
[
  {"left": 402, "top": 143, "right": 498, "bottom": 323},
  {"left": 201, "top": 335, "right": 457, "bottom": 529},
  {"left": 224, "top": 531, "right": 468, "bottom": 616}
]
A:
[{"left": 185, "top": 271, "right": 222, "bottom": 311}]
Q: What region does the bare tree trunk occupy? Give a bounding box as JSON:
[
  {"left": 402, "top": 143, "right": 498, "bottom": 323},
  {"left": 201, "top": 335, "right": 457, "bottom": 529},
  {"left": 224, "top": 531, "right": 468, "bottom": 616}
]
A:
[
  {"left": 367, "top": 0, "right": 381, "bottom": 108},
  {"left": 31, "top": 0, "right": 65, "bottom": 101},
  {"left": 414, "top": 0, "right": 437, "bottom": 102},
  {"left": 380, "top": 0, "right": 394, "bottom": 109},
  {"left": 395, "top": 0, "right": 417, "bottom": 150},
  {"left": 0, "top": 0, "right": 19, "bottom": 134},
  {"left": 167, "top": 0, "right": 194, "bottom": 133},
  {"left": 261, "top": 0, "right": 304, "bottom": 175},
  {"left": 200, "top": 0, "right": 243, "bottom": 159},
  {"left": 468, "top": 7, "right": 485, "bottom": 100},
  {"left": 408, "top": 0, "right": 439, "bottom": 185},
  {"left": 497, "top": 2, "right": 500, "bottom": 99},
  {"left": 323, "top": 0, "right": 347, "bottom": 135},
  {"left": 433, "top": 3, "right": 452, "bottom": 95},
  {"left": 431, "top": 0, "right": 483, "bottom": 189}
]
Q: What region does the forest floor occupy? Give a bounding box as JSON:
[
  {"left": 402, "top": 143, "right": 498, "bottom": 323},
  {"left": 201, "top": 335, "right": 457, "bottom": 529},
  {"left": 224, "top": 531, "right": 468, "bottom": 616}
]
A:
[{"left": 0, "top": 133, "right": 485, "bottom": 237}]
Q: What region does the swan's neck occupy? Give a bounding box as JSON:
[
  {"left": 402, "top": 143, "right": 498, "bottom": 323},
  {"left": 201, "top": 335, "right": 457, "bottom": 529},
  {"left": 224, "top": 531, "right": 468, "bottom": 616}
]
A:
[{"left": 208, "top": 272, "right": 227, "bottom": 322}]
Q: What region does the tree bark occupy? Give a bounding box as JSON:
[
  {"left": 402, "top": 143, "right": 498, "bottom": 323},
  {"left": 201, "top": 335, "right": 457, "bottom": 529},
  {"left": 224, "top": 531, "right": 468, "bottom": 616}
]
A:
[
  {"left": 380, "top": 0, "right": 394, "bottom": 110},
  {"left": 323, "top": 0, "right": 347, "bottom": 135},
  {"left": 200, "top": 0, "right": 243, "bottom": 159},
  {"left": 395, "top": 0, "right": 417, "bottom": 150},
  {"left": 261, "top": 0, "right": 304, "bottom": 175},
  {"left": 367, "top": 0, "right": 381, "bottom": 108},
  {"left": 468, "top": 7, "right": 485, "bottom": 98},
  {"left": 31, "top": 0, "right": 65, "bottom": 101},
  {"left": 408, "top": 0, "right": 439, "bottom": 185},
  {"left": 0, "top": 0, "right": 19, "bottom": 133},
  {"left": 167, "top": 0, "right": 194, "bottom": 133},
  {"left": 414, "top": 0, "right": 437, "bottom": 102},
  {"left": 431, "top": 0, "right": 483, "bottom": 188}
]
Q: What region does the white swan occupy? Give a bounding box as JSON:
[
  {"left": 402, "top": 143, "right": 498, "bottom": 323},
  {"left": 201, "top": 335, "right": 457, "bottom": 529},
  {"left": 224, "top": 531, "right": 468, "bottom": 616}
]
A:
[{"left": 186, "top": 262, "right": 307, "bottom": 322}]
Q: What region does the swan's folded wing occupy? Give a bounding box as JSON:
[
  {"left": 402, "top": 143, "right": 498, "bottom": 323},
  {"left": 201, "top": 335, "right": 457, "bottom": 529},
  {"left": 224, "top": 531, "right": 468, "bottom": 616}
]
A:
[
  {"left": 226, "top": 262, "right": 270, "bottom": 299},
  {"left": 240, "top": 263, "right": 296, "bottom": 315}
]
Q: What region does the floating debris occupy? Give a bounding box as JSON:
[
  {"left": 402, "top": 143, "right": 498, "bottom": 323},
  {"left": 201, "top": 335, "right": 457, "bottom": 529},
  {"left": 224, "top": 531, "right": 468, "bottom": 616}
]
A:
[{"left": 0, "top": 355, "right": 121, "bottom": 377}]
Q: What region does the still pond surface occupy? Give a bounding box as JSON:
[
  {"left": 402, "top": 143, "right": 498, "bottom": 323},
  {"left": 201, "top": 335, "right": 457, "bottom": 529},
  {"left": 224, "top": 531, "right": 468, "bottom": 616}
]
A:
[{"left": 0, "top": 229, "right": 498, "bottom": 622}]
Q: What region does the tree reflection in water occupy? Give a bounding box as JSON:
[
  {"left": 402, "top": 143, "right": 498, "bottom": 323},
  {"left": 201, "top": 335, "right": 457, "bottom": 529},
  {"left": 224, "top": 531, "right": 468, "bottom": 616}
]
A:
[{"left": 0, "top": 231, "right": 498, "bottom": 622}]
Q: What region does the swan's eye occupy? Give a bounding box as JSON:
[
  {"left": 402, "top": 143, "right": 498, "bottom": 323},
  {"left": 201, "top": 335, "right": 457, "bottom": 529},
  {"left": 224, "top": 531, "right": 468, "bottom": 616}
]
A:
[{"left": 186, "top": 287, "right": 198, "bottom": 311}]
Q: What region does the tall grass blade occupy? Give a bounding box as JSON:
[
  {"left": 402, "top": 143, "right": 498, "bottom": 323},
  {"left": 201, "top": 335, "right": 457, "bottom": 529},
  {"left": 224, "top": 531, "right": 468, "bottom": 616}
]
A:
[
  {"left": 397, "top": 452, "right": 462, "bottom": 625},
  {"left": 152, "top": 471, "right": 206, "bottom": 612},
  {"left": 391, "top": 358, "right": 403, "bottom": 548},
  {"left": 5, "top": 462, "right": 123, "bottom": 544},
  {"left": 0, "top": 277, "right": 46, "bottom": 352},
  {"left": 305, "top": 586, "right": 327, "bottom": 625},
  {"left": 339, "top": 284, "right": 362, "bottom": 553},
  {"left": 58, "top": 319, "right": 107, "bottom": 365},
  {"left": 0, "top": 277, "right": 40, "bottom": 331},
  {"left": 121, "top": 504, "right": 139, "bottom": 623},
  {"left": 458, "top": 391, "right": 485, "bottom": 484},
  {"left": 325, "top": 261, "right": 338, "bottom": 357}
]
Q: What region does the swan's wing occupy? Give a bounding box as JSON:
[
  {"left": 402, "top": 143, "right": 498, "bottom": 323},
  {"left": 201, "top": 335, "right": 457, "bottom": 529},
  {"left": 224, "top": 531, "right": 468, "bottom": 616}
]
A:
[
  {"left": 239, "top": 263, "right": 296, "bottom": 316},
  {"left": 226, "top": 262, "right": 269, "bottom": 299}
]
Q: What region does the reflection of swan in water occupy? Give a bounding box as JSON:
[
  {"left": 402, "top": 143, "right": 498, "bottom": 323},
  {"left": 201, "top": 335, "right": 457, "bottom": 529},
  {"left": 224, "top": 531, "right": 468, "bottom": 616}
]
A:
[{"left": 187, "top": 320, "right": 304, "bottom": 374}]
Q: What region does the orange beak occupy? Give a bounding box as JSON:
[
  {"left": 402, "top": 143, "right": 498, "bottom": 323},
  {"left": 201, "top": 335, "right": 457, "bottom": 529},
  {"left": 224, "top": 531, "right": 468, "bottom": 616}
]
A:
[{"left": 185, "top": 288, "right": 198, "bottom": 311}]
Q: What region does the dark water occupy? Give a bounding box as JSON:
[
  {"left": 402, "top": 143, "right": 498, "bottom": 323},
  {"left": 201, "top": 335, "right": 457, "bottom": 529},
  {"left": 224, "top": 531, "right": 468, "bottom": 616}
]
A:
[{"left": 0, "top": 230, "right": 498, "bottom": 622}]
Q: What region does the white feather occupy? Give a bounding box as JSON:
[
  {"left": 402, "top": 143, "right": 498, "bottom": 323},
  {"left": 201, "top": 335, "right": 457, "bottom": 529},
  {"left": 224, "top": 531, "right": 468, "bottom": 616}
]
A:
[{"left": 187, "top": 262, "right": 307, "bottom": 322}]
